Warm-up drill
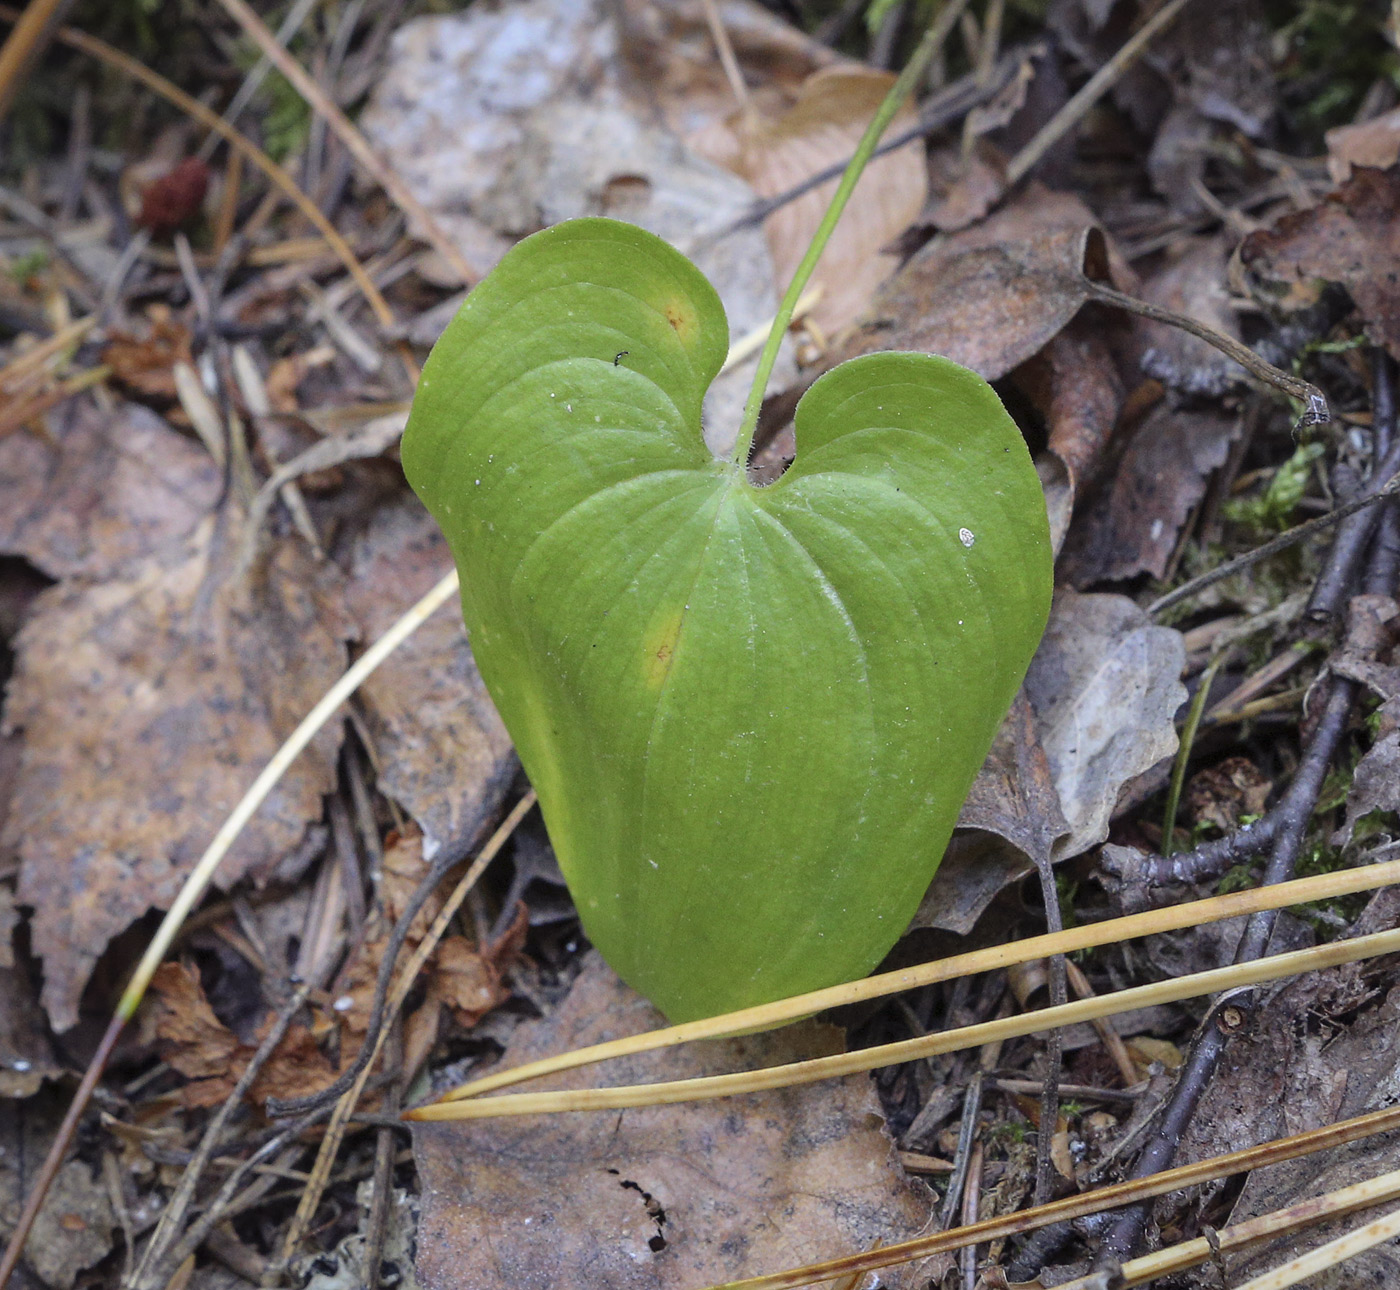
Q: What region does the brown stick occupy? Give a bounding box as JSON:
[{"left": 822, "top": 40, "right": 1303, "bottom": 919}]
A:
[{"left": 0, "top": 1014, "right": 124, "bottom": 1288}]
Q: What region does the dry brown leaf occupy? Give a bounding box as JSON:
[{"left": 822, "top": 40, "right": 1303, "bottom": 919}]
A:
[
  {"left": 1059, "top": 401, "right": 1240, "bottom": 586},
  {"left": 4, "top": 529, "right": 352, "bottom": 1031},
  {"left": 411, "top": 952, "right": 931, "bottom": 1290},
  {"left": 1014, "top": 315, "right": 1123, "bottom": 530},
  {"left": 1327, "top": 107, "right": 1400, "bottom": 183},
  {"left": 722, "top": 66, "right": 927, "bottom": 337},
  {"left": 0, "top": 399, "right": 220, "bottom": 580},
  {"left": 1023, "top": 589, "right": 1186, "bottom": 862},
  {"left": 915, "top": 691, "right": 1069, "bottom": 937},
  {"left": 830, "top": 187, "right": 1123, "bottom": 381},
  {"left": 101, "top": 307, "right": 195, "bottom": 401},
  {"left": 1135, "top": 236, "right": 1241, "bottom": 397},
  {"left": 146, "top": 961, "right": 338, "bottom": 1108},
  {"left": 1239, "top": 165, "right": 1400, "bottom": 361},
  {"left": 342, "top": 499, "right": 516, "bottom": 861}
]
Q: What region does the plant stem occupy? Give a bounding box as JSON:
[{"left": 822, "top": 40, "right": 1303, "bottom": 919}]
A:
[
  {"left": 729, "top": 0, "right": 969, "bottom": 468},
  {"left": 1162, "top": 652, "right": 1223, "bottom": 855}
]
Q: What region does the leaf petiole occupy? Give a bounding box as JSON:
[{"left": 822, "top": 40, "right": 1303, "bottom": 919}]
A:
[{"left": 729, "top": 0, "right": 970, "bottom": 468}]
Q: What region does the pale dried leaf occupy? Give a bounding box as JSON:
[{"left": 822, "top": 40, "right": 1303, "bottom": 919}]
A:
[
  {"left": 361, "top": 0, "right": 800, "bottom": 454},
  {"left": 1327, "top": 107, "right": 1400, "bottom": 183},
  {"left": 412, "top": 953, "right": 932, "bottom": 1289},
  {"left": 4, "top": 529, "right": 351, "bottom": 1031},
  {"left": 726, "top": 66, "right": 927, "bottom": 336},
  {"left": 1023, "top": 589, "right": 1186, "bottom": 861}
]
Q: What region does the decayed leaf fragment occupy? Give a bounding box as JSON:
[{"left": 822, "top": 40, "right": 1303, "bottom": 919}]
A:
[
  {"left": 1238, "top": 165, "right": 1400, "bottom": 361},
  {"left": 1023, "top": 589, "right": 1186, "bottom": 861},
  {"left": 0, "top": 399, "right": 220, "bottom": 580},
  {"left": 145, "top": 961, "right": 338, "bottom": 1108},
  {"left": 4, "top": 528, "right": 352, "bottom": 1031},
  {"left": 410, "top": 953, "right": 932, "bottom": 1290}
]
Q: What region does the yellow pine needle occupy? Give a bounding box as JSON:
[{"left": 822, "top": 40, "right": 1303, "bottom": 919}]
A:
[
  {"left": 408, "top": 924, "right": 1400, "bottom": 1121},
  {"left": 1054, "top": 1166, "right": 1400, "bottom": 1289},
  {"left": 431, "top": 855, "right": 1400, "bottom": 1104}
]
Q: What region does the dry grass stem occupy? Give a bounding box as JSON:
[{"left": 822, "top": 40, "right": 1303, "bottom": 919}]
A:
[
  {"left": 700, "top": 1105, "right": 1400, "bottom": 1290},
  {"left": 212, "top": 0, "right": 478, "bottom": 286},
  {"left": 435, "top": 856, "right": 1400, "bottom": 1102},
  {"left": 410, "top": 926, "right": 1400, "bottom": 1120},
  {"left": 1053, "top": 1166, "right": 1400, "bottom": 1289}
]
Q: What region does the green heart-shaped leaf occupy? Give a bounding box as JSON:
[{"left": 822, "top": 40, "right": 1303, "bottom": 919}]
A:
[{"left": 404, "top": 219, "right": 1051, "bottom": 1022}]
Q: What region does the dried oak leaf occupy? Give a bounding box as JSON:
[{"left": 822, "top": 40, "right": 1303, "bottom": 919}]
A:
[
  {"left": 342, "top": 499, "right": 516, "bottom": 861},
  {"left": 0, "top": 398, "right": 219, "bottom": 580},
  {"left": 829, "top": 187, "right": 1124, "bottom": 381},
  {"left": 101, "top": 308, "right": 195, "bottom": 402},
  {"left": 1238, "top": 165, "right": 1400, "bottom": 361},
  {"left": 146, "top": 962, "right": 336, "bottom": 1108},
  {"left": 719, "top": 66, "right": 927, "bottom": 337},
  {"left": 1023, "top": 589, "right": 1186, "bottom": 861},
  {"left": 411, "top": 953, "right": 932, "bottom": 1290},
  {"left": 4, "top": 529, "right": 352, "bottom": 1031}
]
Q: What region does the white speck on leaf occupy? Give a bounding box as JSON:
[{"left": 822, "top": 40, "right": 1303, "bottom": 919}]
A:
[{"left": 959, "top": 528, "right": 975, "bottom": 547}]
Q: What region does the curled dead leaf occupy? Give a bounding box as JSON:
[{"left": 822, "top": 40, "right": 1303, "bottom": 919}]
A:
[
  {"left": 145, "top": 962, "right": 337, "bottom": 1109},
  {"left": 830, "top": 188, "right": 1125, "bottom": 381}
]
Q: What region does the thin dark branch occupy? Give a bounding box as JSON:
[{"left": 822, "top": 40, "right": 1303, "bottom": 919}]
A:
[
  {"left": 1148, "top": 472, "right": 1400, "bottom": 618},
  {"left": 1309, "top": 356, "right": 1400, "bottom": 617},
  {"left": 1033, "top": 857, "right": 1067, "bottom": 1208},
  {"left": 1095, "top": 629, "right": 1362, "bottom": 1264}
]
